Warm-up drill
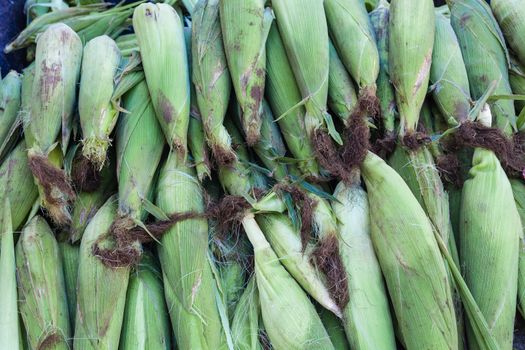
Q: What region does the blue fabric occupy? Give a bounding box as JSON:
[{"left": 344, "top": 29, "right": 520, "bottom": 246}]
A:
[{"left": 0, "top": 0, "right": 26, "bottom": 77}]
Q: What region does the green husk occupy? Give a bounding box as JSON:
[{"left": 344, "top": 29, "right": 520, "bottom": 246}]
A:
[
  {"left": 219, "top": 261, "right": 246, "bottom": 321},
  {"left": 116, "top": 81, "right": 165, "bottom": 222},
  {"left": 361, "top": 151, "right": 458, "bottom": 349},
  {"left": 16, "top": 216, "right": 71, "bottom": 350},
  {"left": 449, "top": 0, "right": 515, "bottom": 134},
  {"left": 78, "top": 35, "right": 121, "bottom": 169},
  {"left": 332, "top": 182, "right": 396, "bottom": 349},
  {"left": 58, "top": 241, "right": 79, "bottom": 329},
  {"left": 318, "top": 307, "right": 350, "bottom": 350},
  {"left": 327, "top": 40, "right": 358, "bottom": 126},
  {"left": 256, "top": 213, "right": 342, "bottom": 318},
  {"left": 243, "top": 214, "right": 334, "bottom": 350},
  {"left": 0, "top": 71, "right": 22, "bottom": 159},
  {"left": 219, "top": 0, "right": 272, "bottom": 145},
  {"left": 69, "top": 163, "right": 116, "bottom": 243},
  {"left": 156, "top": 153, "right": 225, "bottom": 350},
  {"left": 271, "top": 0, "right": 340, "bottom": 144},
  {"left": 120, "top": 251, "right": 171, "bottom": 349},
  {"left": 510, "top": 179, "right": 525, "bottom": 319},
  {"left": 370, "top": 0, "right": 396, "bottom": 137},
  {"left": 74, "top": 197, "right": 131, "bottom": 350},
  {"left": 4, "top": 4, "right": 105, "bottom": 53},
  {"left": 430, "top": 12, "right": 471, "bottom": 126},
  {"left": 389, "top": 0, "right": 435, "bottom": 134},
  {"left": 115, "top": 33, "right": 138, "bottom": 55},
  {"left": 509, "top": 57, "right": 525, "bottom": 119},
  {"left": 265, "top": 23, "right": 320, "bottom": 178},
  {"left": 231, "top": 277, "right": 262, "bottom": 350},
  {"left": 192, "top": 0, "right": 235, "bottom": 164},
  {"left": 460, "top": 148, "right": 519, "bottom": 350},
  {"left": 324, "top": 0, "right": 379, "bottom": 95},
  {"left": 0, "top": 141, "right": 39, "bottom": 230},
  {"left": 26, "top": 23, "right": 82, "bottom": 225},
  {"left": 252, "top": 101, "right": 288, "bottom": 181},
  {"left": 0, "top": 200, "right": 20, "bottom": 350},
  {"left": 133, "top": 3, "right": 190, "bottom": 157},
  {"left": 491, "top": 0, "right": 525, "bottom": 68},
  {"left": 189, "top": 112, "right": 212, "bottom": 182}
]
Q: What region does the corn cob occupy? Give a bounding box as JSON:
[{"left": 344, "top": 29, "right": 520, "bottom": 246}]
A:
[
  {"left": 491, "top": 0, "right": 525, "bottom": 68},
  {"left": 58, "top": 241, "right": 79, "bottom": 329},
  {"left": 461, "top": 138, "right": 520, "bottom": 349},
  {"left": 332, "top": 182, "right": 396, "bottom": 349},
  {"left": 231, "top": 277, "right": 262, "bottom": 350},
  {"left": 74, "top": 196, "right": 131, "bottom": 350},
  {"left": 16, "top": 216, "right": 71, "bottom": 350},
  {"left": 133, "top": 3, "right": 190, "bottom": 157},
  {"left": 192, "top": 0, "right": 235, "bottom": 165},
  {"left": 327, "top": 40, "right": 358, "bottom": 127},
  {"left": 0, "top": 141, "right": 39, "bottom": 230},
  {"left": 389, "top": 0, "right": 434, "bottom": 135},
  {"left": 120, "top": 251, "right": 171, "bottom": 350},
  {"left": 449, "top": 0, "right": 515, "bottom": 134},
  {"left": 116, "top": 81, "right": 165, "bottom": 224},
  {"left": 219, "top": 0, "right": 272, "bottom": 145},
  {"left": 156, "top": 152, "right": 224, "bottom": 350},
  {"left": 318, "top": 307, "right": 350, "bottom": 350},
  {"left": 369, "top": 0, "right": 397, "bottom": 142},
  {"left": 510, "top": 179, "right": 525, "bottom": 319},
  {"left": 25, "top": 23, "right": 82, "bottom": 225},
  {"left": 361, "top": 151, "right": 458, "bottom": 349},
  {"left": 324, "top": 0, "right": 379, "bottom": 101},
  {"left": 271, "top": 0, "right": 339, "bottom": 145},
  {"left": 0, "top": 71, "right": 22, "bottom": 158},
  {"left": 243, "top": 214, "right": 334, "bottom": 350},
  {"left": 431, "top": 12, "right": 471, "bottom": 126},
  {"left": 78, "top": 35, "right": 121, "bottom": 170},
  {"left": 0, "top": 200, "right": 20, "bottom": 350},
  {"left": 265, "top": 23, "right": 320, "bottom": 178}
]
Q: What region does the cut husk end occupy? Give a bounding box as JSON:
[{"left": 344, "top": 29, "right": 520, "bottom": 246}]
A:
[{"left": 81, "top": 136, "right": 111, "bottom": 171}]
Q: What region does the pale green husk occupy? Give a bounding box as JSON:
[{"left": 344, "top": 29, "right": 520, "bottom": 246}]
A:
[
  {"left": 231, "top": 277, "right": 262, "bottom": 350},
  {"left": 0, "top": 71, "right": 22, "bottom": 158}
]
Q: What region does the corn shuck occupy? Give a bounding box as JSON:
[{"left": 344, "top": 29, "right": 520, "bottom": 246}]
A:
[
  {"left": 430, "top": 12, "right": 471, "bottom": 126},
  {"left": 0, "top": 70, "right": 22, "bottom": 158},
  {"left": 156, "top": 153, "right": 225, "bottom": 350},
  {"left": 192, "top": 0, "right": 235, "bottom": 164},
  {"left": 324, "top": 0, "right": 379, "bottom": 95},
  {"left": 0, "top": 200, "right": 20, "bottom": 350},
  {"left": 361, "top": 152, "right": 458, "bottom": 350},
  {"left": 265, "top": 23, "right": 320, "bottom": 178},
  {"left": 389, "top": 0, "right": 435, "bottom": 134},
  {"left": 491, "top": 0, "right": 525, "bottom": 68},
  {"left": 449, "top": 0, "right": 515, "bottom": 134},
  {"left": 133, "top": 3, "right": 190, "bottom": 158},
  {"left": 58, "top": 241, "right": 79, "bottom": 330},
  {"left": 78, "top": 35, "right": 121, "bottom": 169},
  {"left": 332, "top": 182, "right": 396, "bottom": 350},
  {"left": 219, "top": 0, "right": 272, "bottom": 146},
  {"left": 0, "top": 141, "right": 39, "bottom": 231},
  {"left": 327, "top": 40, "right": 358, "bottom": 127},
  {"left": 510, "top": 179, "right": 525, "bottom": 319},
  {"left": 16, "top": 215, "right": 71, "bottom": 350},
  {"left": 116, "top": 81, "right": 165, "bottom": 223},
  {"left": 74, "top": 197, "right": 131, "bottom": 350},
  {"left": 119, "top": 251, "right": 171, "bottom": 350},
  {"left": 243, "top": 214, "right": 335, "bottom": 350},
  {"left": 231, "top": 276, "right": 262, "bottom": 350},
  {"left": 460, "top": 148, "right": 520, "bottom": 350}
]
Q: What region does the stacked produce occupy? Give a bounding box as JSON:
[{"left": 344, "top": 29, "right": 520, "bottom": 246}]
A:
[{"left": 3, "top": 0, "right": 525, "bottom": 348}]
